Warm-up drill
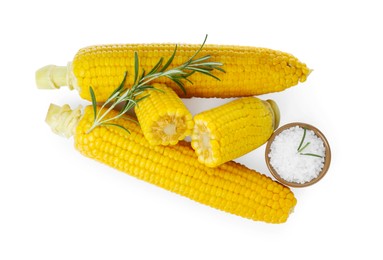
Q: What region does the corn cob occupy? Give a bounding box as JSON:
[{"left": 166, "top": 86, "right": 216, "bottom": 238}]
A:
[
  {"left": 36, "top": 43, "right": 310, "bottom": 100},
  {"left": 191, "top": 97, "right": 279, "bottom": 167},
  {"left": 135, "top": 83, "right": 194, "bottom": 146},
  {"left": 45, "top": 104, "right": 297, "bottom": 224}
]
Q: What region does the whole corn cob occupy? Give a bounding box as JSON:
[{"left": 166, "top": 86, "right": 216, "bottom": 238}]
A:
[
  {"left": 191, "top": 97, "right": 279, "bottom": 167},
  {"left": 135, "top": 83, "right": 194, "bottom": 146},
  {"left": 36, "top": 43, "right": 310, "bottom": 100},
  {"left": 45, "top": 104, "right": 297, "bottom": 224}
]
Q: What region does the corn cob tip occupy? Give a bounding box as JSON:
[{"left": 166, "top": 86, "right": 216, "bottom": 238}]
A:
[
  {"left": 36, "top": 64, "right": 73, "bottom": 90},
  {"left": 45, "top": 103, "right": 82, "bottom": 138},
  {"left": 265, "top": 99, "right": 280, "bottom": 130}
]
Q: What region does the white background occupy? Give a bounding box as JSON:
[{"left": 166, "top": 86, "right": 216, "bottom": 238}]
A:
[{"left": 1, "top": 0, "right": 382, "bottom": 259}]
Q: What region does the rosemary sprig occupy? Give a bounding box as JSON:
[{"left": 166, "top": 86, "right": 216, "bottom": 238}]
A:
[
  {"left": 297, "top": 127, "right": 323, "bottom": 158},
  {"left": 87, "top": 35, "right": 224, "bottom": 134}
]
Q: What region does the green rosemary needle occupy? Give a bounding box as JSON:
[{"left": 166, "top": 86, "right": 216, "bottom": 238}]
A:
[{"left": 87, "top": 35, "right": 224, "bottom": 134}]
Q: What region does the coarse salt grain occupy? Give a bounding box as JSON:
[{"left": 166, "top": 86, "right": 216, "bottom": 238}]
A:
[{"left": 268, "top": 126, "right": 326, "bottom": 184}]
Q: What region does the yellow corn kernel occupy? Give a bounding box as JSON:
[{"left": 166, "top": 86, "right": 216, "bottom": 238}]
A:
[
  {"left": 191, "top": 97, "right": 279, "bottom": 167},
  {"left": 36, "top": 43, "right": 310, "bottom": 100},
  {"left": 45, "top": 104, "right": 296, "bottom": 224},
  {"left": 135, "top": 83, "right": 193, "bottom": 146}
]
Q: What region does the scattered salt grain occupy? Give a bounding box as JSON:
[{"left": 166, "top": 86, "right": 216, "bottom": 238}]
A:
[{"left": 268, "top": 126, "right": 326, "bottom": 184}]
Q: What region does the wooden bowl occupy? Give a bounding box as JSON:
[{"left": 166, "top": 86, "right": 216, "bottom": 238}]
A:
[{"left": 265, "top": 122, "right": 331, "bottom": 188}]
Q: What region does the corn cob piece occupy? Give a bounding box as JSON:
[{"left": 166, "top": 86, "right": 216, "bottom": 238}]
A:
[
  {"left": 36, "top": 43, "right": 310, "bottom": 100},
  {"left": 45, "top": 104, "right": 297, "bottom": 224},
  {"left": 191, "top": 97, "right": 279, "bottom": 167},
  {"left": 135, "top": 83, "right": 194, "bottom": 146}
]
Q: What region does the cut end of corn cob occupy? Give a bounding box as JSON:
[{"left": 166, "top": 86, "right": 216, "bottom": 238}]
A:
[
  {"left": 148, "top": 114, "right": 193, "bottom": 145},
  {"left": 45, "top": 103, "right": 82, "bottom": 138},
  {"left": 265, "top": 99, "right": 280, "bottom": 130},
  {"left": 191, "top": 121, "right": 216, "bottom": 167},
  {"left": 192, "top": 97, "right": 279, "bottom": 167},
  {"left": 135, "top": 84, "right": 194, "bottom": 146},
  {"left": 36, "top": 63, "right": 76, "bottom": 90}
]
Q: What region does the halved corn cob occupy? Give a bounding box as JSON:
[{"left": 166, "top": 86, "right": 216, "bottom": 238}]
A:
[
  {"left": 192, "top": 97, "right": 279, "bottom": 167},
  {"left": 135, "top": 83, "right": 194, "bottom": 146},
  {"left": 36, "top": 43, "right": 310, "bottom": 100},
  {"left": 45, "top": 104, "right": 297, "bottom": 224}
]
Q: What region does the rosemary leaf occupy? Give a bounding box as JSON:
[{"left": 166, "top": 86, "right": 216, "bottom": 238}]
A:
[
  {"left": 192, "top": 65, "right": 215, "bottom": 71},
  {"left": 134, "top": 94, "right": 151, "bottom": 108},
  {"left": 89, "top": 86, "right": 97, "bottom": 121},
  {"left": 189, "top": 55, "right": 212, "bottom": 64},
  {"left": 103, "top": 123, "right": 131, "bottom": 134},
  {"left": 105, "top": 89, "right": 123, "bottom": 106},
  {"left": 161, "top": 68, "right": 186, "bottom": 77},
  {"left": 300, "top": 153, "right": 323, "bottom": 158},
  {"left": 171, "top": 72, "right": 194, "bottom": 84},
  {"left": 147, "top": 57, "right": 164, "bottom": 75},
  {"left": 168, "top": 76, "right": 186, "bottom": 95},
  {"left": 192, "top": 61, "right": 224, "bottom": 67},
  {"left": 160, "top": 45, "right": 177, "bottom": 72},
  {"left": 120, "top": 115, "right": 140, "bottom": 125},
  {"left": 185, "top": 34, "right": 208, "bottom": 64},
  {"left": 140, "top": 69, "right": 146, "bottom": 80},
  {"left": 297, "top": 127, "right": 307, "bottom": 151},
  {"left": 133, "top": 52, "right": 139, "bottom": 85},
  {"left": 182, "top": 75, "right": 194, "bottom": 85},
  {"left": 110, "top": 71, "right": 128, "bottom": 98},
  {"left": 183, "top": 70, "right": 196, "bottom": 78},
  {"left": 187, "top": 67, "right": 221, "bottom": 81},
  {"left": 214, "top": 66, "right": 226, "bottom": 73},
  {"left": 134, "top": 85, "right": 158, "bottom": 93}
]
